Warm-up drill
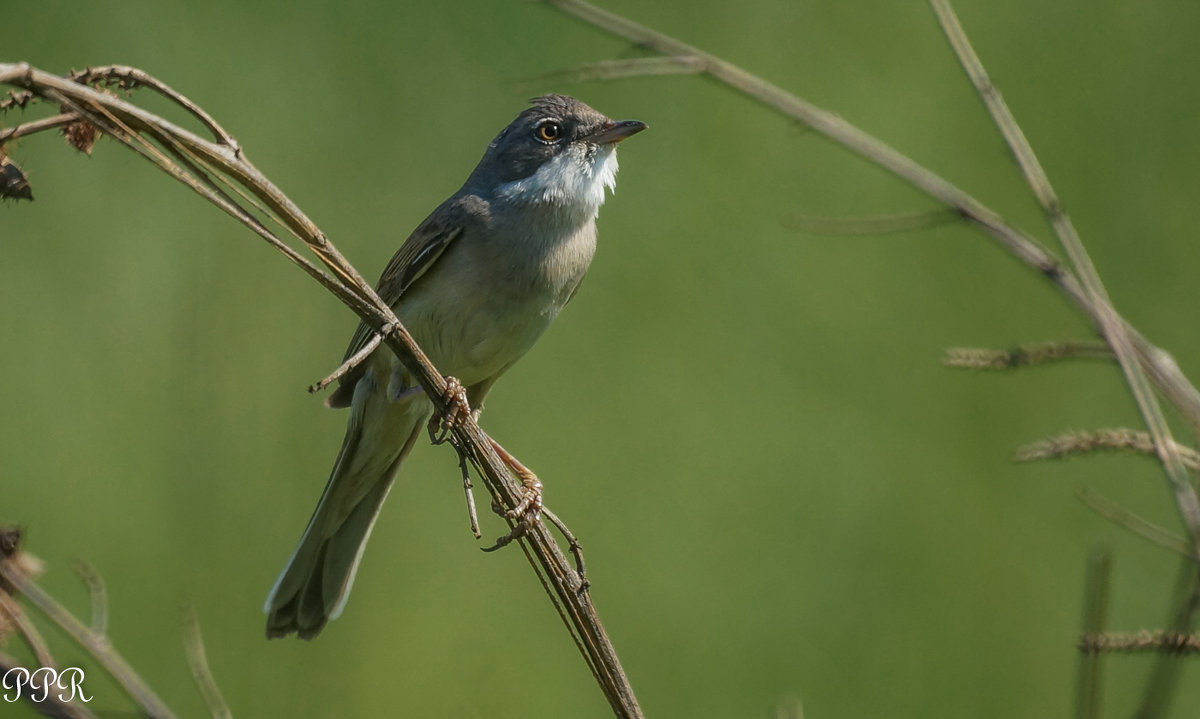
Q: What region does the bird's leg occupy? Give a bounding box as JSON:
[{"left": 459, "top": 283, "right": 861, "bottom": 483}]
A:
[
  {"left": 480, "top": 440, "right": 543, "bottom": 553},
  {"left": 428, "top": 376, "right": 471, "bottom": 445},
  {"left": 427, "top": 377, "right": 541, "bottom": 541},
  {"left": 489, "top": 438, "right": 544, "bottom": 523}
]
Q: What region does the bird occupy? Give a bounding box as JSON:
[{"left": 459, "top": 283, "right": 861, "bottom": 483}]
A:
[{"left": 265, "top": 94, "right": 646, "bottom": 639}]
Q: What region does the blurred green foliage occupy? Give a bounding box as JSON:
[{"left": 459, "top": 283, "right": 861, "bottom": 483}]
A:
[{"left": 4, "top": 1, "right": 1200, "bottom": 716}]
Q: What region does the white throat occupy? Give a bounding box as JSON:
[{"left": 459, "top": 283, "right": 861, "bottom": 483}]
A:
[{"left": 496, "top": 145, "right": 620, "bottom": 219}]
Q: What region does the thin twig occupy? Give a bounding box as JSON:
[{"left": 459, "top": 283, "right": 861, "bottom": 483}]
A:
[
  {"left": 783, "top": 209, "right": 961, "bottom": 236},
  {"left": 535, "top": 55, "right": 704, "bottom": 84},
  {"left": 69, "top": 65, "right": 239, "bottom": 150},
  {"left": 0, "top": 113, "right": 79, "bottom": 144},
  {"left": 0, "top": 560, "right": 179, "bottom": 719},
  {"left": 1075, "top": 546, "right": 1111, "bottom": 719},
  {"left": 1135, "top": 560, "right": 1200, "bottom": 718},
  {"left": 182, "top": 606, "right": 233, "bottom": 719},
  {"left": 544, "top": 508, "right": 588, "bottom": 585},
  {"left": 72, "top": 561, "right": 109, "bottom": 636},
  {"left": 1077, "top": 490, "right": 1192, "bottom": 561},
  {"left": 452, "top": 436, "right": 483, "bottom": 539},
  {"left": 308, "top": 333, "right": 382, "bottom": 395},
  {"left": 0, "top": 590, "right": 58, "bottom": 669}
]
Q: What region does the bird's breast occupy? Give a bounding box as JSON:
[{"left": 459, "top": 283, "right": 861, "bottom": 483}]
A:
[{"left": 396, "top": 216, "right": 597, "bottom": 386}]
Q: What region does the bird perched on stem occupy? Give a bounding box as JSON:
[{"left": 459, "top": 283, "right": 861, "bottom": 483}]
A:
[{"left": 265, "top": 94, "right": 646, "bottom": 639}]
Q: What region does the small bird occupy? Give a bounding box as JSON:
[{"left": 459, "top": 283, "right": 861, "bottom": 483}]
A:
[{"left": 265, "top": 95, "right": 645, "bottom": 639}]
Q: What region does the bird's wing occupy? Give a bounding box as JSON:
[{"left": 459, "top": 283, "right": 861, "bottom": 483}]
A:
[{"left": 325, "top": 200, "right": 472, "bottom": 408}]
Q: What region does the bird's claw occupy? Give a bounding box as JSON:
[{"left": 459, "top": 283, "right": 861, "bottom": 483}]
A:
[
  {"left": 428, "top": 376, "right": 471, "bottom": 445},
  {"left": 481, "top": 444, "right": 544, "bottom": 552},
  {"left": 504, "top": 473, "right": 544, "bottom": 522},
  {"left": 482, "top": 476, "right": 542, "bottom": 552}
]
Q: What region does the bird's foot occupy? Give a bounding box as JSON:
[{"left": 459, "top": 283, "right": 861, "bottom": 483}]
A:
[
  {"left": 428, "top": 376, "right": 471, "bottom": 445},
  {"left": 481, "top": 438, "right": 545, "bottom": 552},
  {"left": 491, "top": 439, "right": 543, "bottom": 522}
]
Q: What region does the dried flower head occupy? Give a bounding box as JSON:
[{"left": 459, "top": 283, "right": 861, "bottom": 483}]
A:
[
  {"left": 0, "top": 154, "right": 33, "bottom": 201},
  {"left": 62, "top": 118, "right": 98, "bottom": 155}
]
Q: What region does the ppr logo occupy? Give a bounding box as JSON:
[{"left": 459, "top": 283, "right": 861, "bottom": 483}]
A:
[{"left": 3, "top": 666, "right": 92, "bottom": 704}]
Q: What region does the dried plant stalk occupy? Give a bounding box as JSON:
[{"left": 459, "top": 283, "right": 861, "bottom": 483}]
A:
[
  {"left": 943, "top": 341, "right": 1112, "bottom": 370},
  {"left": 1017, "top": 429, "right": 1200, "bottom": 469}
]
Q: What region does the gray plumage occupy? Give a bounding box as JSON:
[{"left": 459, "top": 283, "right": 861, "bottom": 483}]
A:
[{"left": 264, "top": 95, "right": 645, "bottom": 639}]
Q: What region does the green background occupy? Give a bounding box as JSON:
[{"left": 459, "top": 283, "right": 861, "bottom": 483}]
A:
[{"left": 4, "top": 1, "right": 1200, "bottom": 716}]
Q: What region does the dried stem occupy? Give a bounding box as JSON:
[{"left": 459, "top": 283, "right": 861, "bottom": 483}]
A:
[
  {"left": 537, "top": 0, "right": 1200, "bottom": 712},
  {"left": 929, "top": 3, "right": 1200, "bottom": 711},
  {"left": 308, "top": 332, "right": 382, "bottom": 395},
  {"left": 1018, "top": 429, "right": 1200, "bottom": 471},
  {"left": 72, "top": 561, "right": 109, "bottom": 636},
  {"left": 0, "top": 590, "right": 57, "bottom": 669},
  {"left": 0, "top": 112, "right": 78, "bottom": 144},
  {"left": 182, "top": 606, "right": 233, "bottom": 719},
  {"left": 1080, "top": 630, "right": 1200, "bottom": 655},
  {"left": 782, "top": 208, "right": 961, "bottom": 236},
  {"left": 0, "top": 61, "right": 640, "bottom": 718},
  {"left": 0, "top": 556, "right": 177, "bottom": 718},
  {"left": 534, "top": 55, "right": 704, "bottom": 83},
  {"left": 540, "top": 0, "right": 1200, "bottom": 422},
  {"left": 943, "top": 341, "right": 1113, "bottom": 370},
  {"left": 1077, "top": 489, "right": 1192, "bottom": 562},
  {"left": 931, "top": 0, "right": 1200, "bottom": 618},
  {"left": 68, "top": 65, "right": 240, "bottom": 150},
  {"left": 1075, "top": 547, "right": 1111, "bottom": 719},
  {"left": 0, "top": 648, "right": 97, "bottom": 719}
]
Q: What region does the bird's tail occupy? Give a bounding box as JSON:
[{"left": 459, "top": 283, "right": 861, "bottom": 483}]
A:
[{"left": 265, "top": 378, "right": 427, "bottom": 640}]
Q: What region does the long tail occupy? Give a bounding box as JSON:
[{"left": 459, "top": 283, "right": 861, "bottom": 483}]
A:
[{"left": 265, "top": 375, "right": 428, "bottom": 640}]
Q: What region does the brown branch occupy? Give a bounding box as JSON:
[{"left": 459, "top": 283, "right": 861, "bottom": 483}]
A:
[
  {"left": 0, "top": 62, "right": 641, "bottom": 718},
  {"left": 0, "top": 113, "right": 79, "bottom": 144},
  {"left": 308, "top": 332, "right": 382, "bottom": 395},
  {"left": 68, "top": 65, "right": 240, "bottom": 149},
  {"left": 0, "top": 591, "right": 57, "bottom": 669}
]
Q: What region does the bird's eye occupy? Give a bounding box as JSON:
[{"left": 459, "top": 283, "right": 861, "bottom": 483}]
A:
[{"left": 535, "top": 120, "right": 561, "bottom": 143}]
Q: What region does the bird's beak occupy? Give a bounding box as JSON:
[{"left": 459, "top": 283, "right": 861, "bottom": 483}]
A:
[{"left": 585, "top": 119, "right": 648, "bottom": 145}]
